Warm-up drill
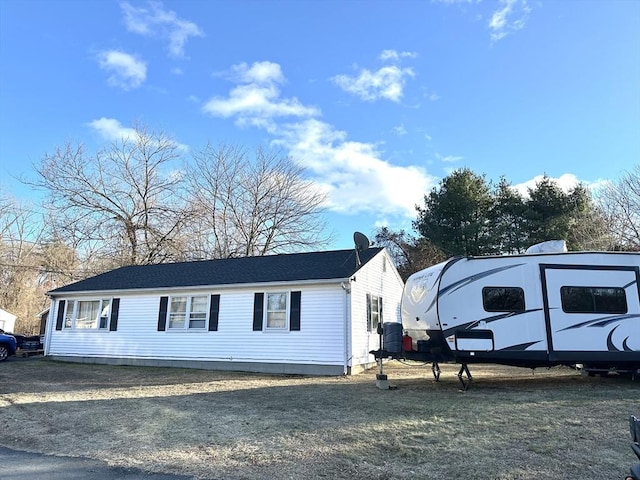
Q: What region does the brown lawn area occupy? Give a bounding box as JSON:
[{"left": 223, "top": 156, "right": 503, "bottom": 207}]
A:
[{"left": 0, "top": 357, "right": 638, "bottom": 479}]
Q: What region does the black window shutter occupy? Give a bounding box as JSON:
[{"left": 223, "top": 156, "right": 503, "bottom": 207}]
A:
[
  {"left": 208, "top": 294, "right": 220, "bottom": 331},
  {"left": 290, "top": 291, "right": 301, "bottom": 331},
  {"left": 158, "top": 296, "right": 168, "bottom": 331},
  {"left": 55, "top": 300, "right": 66, "bottom": 331},
  {"left": 366, "top": 293, "right": 371, "bottom": 331},
  {"left": 109, "top": 298, "right": 120, "bottom": 331},
  {"left": 253, "top": 293, "right": 264, "bottom": 331}
]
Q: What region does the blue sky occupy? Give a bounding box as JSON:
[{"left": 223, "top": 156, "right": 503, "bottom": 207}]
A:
[{"left": 1, "top": 0, "right": 638, "bottom": 250}]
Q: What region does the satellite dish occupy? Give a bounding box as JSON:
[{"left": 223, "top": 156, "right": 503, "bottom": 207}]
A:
[{"left": 353, "top": 231, "right": 370, "bottom": 252}]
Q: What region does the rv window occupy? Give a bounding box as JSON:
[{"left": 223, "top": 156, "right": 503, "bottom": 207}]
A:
[
  {"left": 482, "top": 287, "right": 525, "bottom": 312},
  {"left": 560, "top": 286, "right": 627, "bottom": 314}
]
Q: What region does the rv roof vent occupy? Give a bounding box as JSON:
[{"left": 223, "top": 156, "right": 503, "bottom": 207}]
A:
[{"left": 525, "top": 240, "right": 568, "bottom": 254}]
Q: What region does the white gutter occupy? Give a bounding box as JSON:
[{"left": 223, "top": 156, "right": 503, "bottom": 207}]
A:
[{"left": 48, "top": 277, "right": 349, "bottom": 298}]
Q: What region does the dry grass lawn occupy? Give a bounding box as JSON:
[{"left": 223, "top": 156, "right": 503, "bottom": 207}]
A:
[{"left": 0, "top": 357, "right": 638, "bottom": 479}]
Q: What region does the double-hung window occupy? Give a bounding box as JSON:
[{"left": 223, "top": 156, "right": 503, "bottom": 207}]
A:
[
  {"left": 367, "top": 294, "right": 383, "bottom": 332},
  {"left": 169, "top": 295, "right": 208, "bottom": 330},
  {"left": 253, "top": 291, "right": 301, "bottom": 332},
  {"left": 64, "top": 299, "right": 111, "bottom": 330},
  {"left": 266, "top": 292, "right": 288, "bottom": 329}
]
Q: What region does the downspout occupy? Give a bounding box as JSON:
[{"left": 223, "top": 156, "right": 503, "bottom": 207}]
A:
[
  {"left": 342, "top": 279, "right": 351, "bottom": 375},
  {"left": 43, "top": 296, "right": 54, "bottom": 356}
]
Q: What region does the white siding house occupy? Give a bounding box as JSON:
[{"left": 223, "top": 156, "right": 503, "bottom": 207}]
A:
[
  {"left": 45, "top": 248, "right": 404, "bottom": 375},
  {"left": 0, "top": 308, "right": 17, "bottom": 333}
]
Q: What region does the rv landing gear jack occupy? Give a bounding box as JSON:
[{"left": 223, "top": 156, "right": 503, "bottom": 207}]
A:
[
  {"left": 457, "top": 364, "right": 473, "bottom": 391},
  {"left": 431, "top": 362, "right": 441, "bottom": 382}
]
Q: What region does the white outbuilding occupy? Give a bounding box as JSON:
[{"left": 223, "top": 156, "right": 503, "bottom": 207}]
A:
[{"left": 0, "top": 308, "right": 17, "bottom": 333}]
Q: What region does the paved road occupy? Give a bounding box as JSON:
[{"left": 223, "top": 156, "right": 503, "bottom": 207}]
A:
[{"left": 0, "top": 446, "right": 194, "bottom": 480}]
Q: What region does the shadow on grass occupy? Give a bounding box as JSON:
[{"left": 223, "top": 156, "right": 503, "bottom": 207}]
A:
[
  {"left": 0, "top": 357, "right": 269, "bottom": 395},
  {"left": 0, "top": 361, "right": 637, "bottom": 479}
]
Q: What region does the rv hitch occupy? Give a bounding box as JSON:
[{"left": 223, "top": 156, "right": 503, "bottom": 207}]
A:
[{"left": 457, "top": 364, "right": 473, "bottom": 391}]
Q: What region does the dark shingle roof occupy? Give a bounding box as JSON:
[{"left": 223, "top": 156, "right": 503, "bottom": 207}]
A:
[{"left": 49, "top": 248, "right": 383, "bottom": 295}]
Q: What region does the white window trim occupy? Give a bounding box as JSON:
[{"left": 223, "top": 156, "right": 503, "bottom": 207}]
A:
[
  {"left": 167, "top": 294, "right": 210, "bottom": 331},
  {"left": 367, "top": 294, "right": 383, "bottom": 333},
  {"left": 63, "top": 298, "right": 112, "bottom": 331},
  {"left": 264, "top": 291, "right": 290, "bottom": 331}
]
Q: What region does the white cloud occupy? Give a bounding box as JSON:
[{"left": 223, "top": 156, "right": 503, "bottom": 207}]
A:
[
  {"left": 332, "top": 50, "right": 417, "bottom": 102},
  {"left": 392, "top": 124, "right": 407, "bottom": 136},
  {"left": 231, "top": 61, "right": 285, "bottom": 84},
  {"left": 586, "top": 178, "right": 610, "bottom": 195},
  {"left": 379, "top": 49, "right": 418, "bottom": 62},
  {"left": 489, "top": 0, "right": 531, "bottom": 42},
  {"left": 435, "top": 0, "right": 531, "bottom": 42},
  {"left": 203, "top": 61, "right": 320, "bottom": 130},
  {"left": 203, "top": 61, "right": 436, "bottom": 218},
  {"left": 97, "top": 50, "right": 147, "bottom": 90},
  {"left": 277, "top": 120, "right": 435, "bottom": 216},
  {"left": 432, "top": 0, "right": 480, "bottom": 4},
  {"left": 512, "top": 173, "right": 596, "bottom": 197},
  {"left": 120, "top": 1, "right": 203, "bottom": 57},
  {"left": 87, "top": 117, "right": 137, "bottom": 141},
  {"left": 436, "top": 153, "right": 464, "bottom": 163},
  {"left": 332, "top": 65, "right": 415, "bottom": 102}
]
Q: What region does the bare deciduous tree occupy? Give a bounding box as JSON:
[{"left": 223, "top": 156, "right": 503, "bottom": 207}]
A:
[
  {"left": 6, "top": 131, "right": 336, "bottom": 332},
  {"left": 597, "top": 164, "right": 640, "bottom": 251},
  {"left": 186, "top": 144, "right": 331, "bottom": 258},
  {"left": 30, "top": 126, "right": 190, "bottom": 266},
  {"left": 373, "top": 227, "right": 446, "bottom": 280},
  {"left": 0, "top": 190, "right": 49, "bottom": 334}
]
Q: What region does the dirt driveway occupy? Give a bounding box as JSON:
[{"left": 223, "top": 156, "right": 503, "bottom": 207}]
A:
[{"left": 0, "top": 357, "right": 637, "bottom": 479}]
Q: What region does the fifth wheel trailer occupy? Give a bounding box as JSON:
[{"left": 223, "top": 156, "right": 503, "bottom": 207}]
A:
[{"left": 379, "top": 251, "right": 640, "bottom": 385}]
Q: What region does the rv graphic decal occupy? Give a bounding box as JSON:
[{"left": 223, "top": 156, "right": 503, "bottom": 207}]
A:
[
  {"left": 465, "top": 308, "right": 545, "bottom": 329},
  {"left": 439, "top": 264, "right": 525, "bottom": 297},
  {"left": 558, "top": 313, "right": 640, "bottom": 331},
  {"left": 498, "top": 340, "right": 542, "bottom": 351},
  {"left": 606, "top": 325, "right": 638, "bottom": 352},
  {"left": 623, "top": 337, "right": 634, "bottom": 352}
]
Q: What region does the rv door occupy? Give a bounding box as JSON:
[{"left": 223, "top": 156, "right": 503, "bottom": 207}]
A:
[{"left": 541, "top": 264, "right": 640, "bottom": 360}]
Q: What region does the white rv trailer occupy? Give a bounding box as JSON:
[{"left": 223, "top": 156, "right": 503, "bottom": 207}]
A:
[{"left": 393, "top": 251, "right": 639, "bottom": 383}]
